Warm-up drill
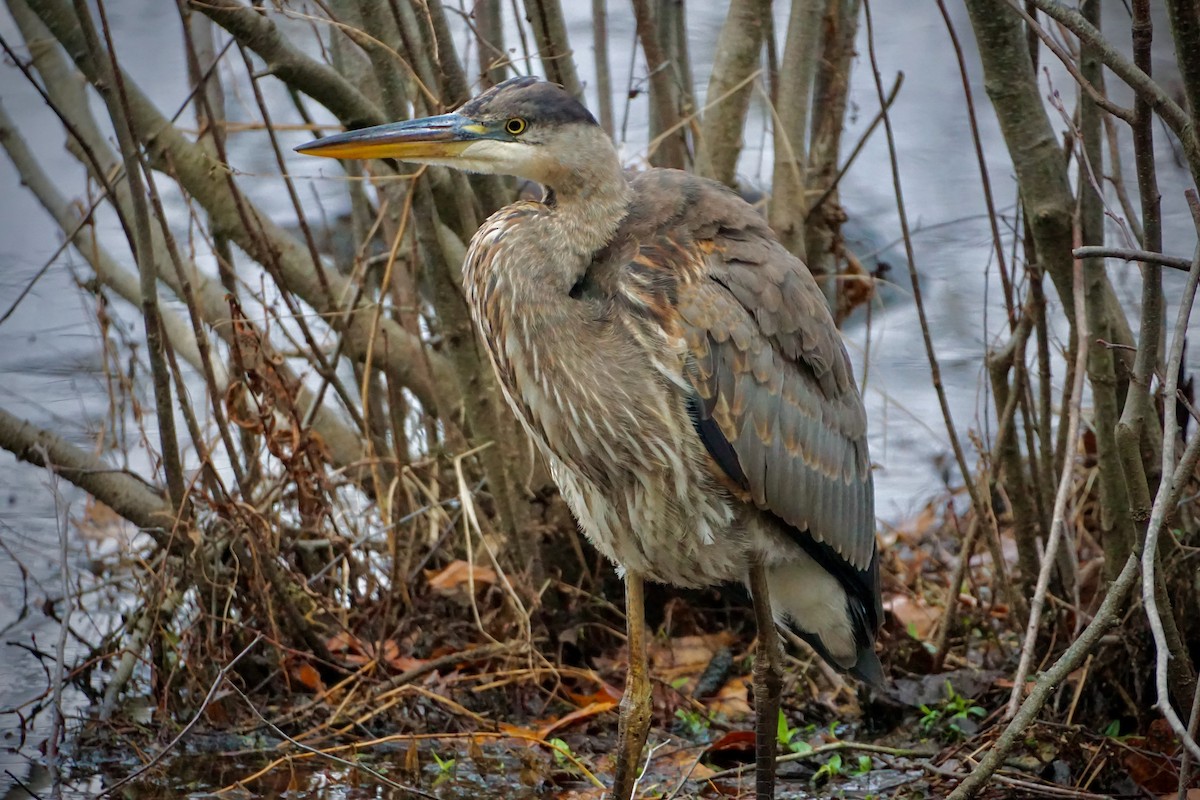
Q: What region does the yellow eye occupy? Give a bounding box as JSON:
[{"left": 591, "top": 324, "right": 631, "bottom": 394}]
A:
[{"left": 505, "top": 117, "right": 528, "bottom": 135}]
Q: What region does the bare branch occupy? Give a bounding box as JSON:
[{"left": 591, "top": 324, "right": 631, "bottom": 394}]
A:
[
  {"left": 75, "top": 0, "right": 189, "bottom": 515},
  {"left": 1022, "top": 0, "right": 1200, "bottom": 179},
  {"left": 0, "top": 6, "right": 370, "bottom": 475},
  {"left": 768, "top": 0, "right": 825, "bottom": 259},
  {"left": 1006, "top": 247, "right": 1090, "bottom": 719},
  {"left": 29, "top": 0, "right": 455, "bottom": 416},
  {"left": 0, "top": 408, "right": 172, "bottom": 534},
  {"left": 631, "top": 0, "right": 688, "bottom": 169},
  {"left": 944, "top": 553, "right": 1140, "bottom": 800},
  {"left": 1073, "top": 246, "right": 1193, "bottom": 271},
  {"left": 590, "top": 0, "right": 613, "bottom": 137},
  {"left": 193, "top": 0, "right": 387, "bottom": 129}
]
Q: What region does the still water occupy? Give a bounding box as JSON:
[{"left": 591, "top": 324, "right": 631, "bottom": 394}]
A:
[{"left": 0, "top": 0, "right": 1194, "bottom": 796}]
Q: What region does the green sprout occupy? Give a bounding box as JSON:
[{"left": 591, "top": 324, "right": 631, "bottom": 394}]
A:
[
  {"left": 812, "top": 752, "right": 845, "bottom": 784},
  {"left": 919, "top": 681, "right": 986, "bottom": 741},
  {"left": 430, "top": 750, "right": 456, "bottom": 775},
  {"left": 548, "top": 737, "right": 578, "bottom": 771},
  {"left": 777, "top": 710, "right": 814, "bottom": 755},
  {"left": 674, "top": 707, "right": 712, "bottom": 738}
]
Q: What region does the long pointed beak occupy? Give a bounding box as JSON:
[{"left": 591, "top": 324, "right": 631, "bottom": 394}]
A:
[{"left": 295, "top": 113, "right": 491, "bottom": 161}]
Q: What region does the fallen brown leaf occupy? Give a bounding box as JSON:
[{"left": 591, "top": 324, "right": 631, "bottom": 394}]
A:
[
  {"left": 326, "top": 631, "right": 359, "bottom": 654},
  {"left": 426, "top": 559, "right": 498, "bottom": 592},
  {"left": 499, "top": 721, "right": 540, "bottom": 740},
  {"left": 648, "top": 632, "right": 736, "bottom": 675},
  {"left": 660, "top": 744, "right": 717, "bottom": 781},
  {"left": 290, "top": 661, "right": 323, "bottom": 692},
  {"left": 75, "top": 498, "right": 133, "bottom": 543},
  {"left": 706, "top": 730, "right": 755, "bottom": 754},
  {"left": 566, "top": 679, "right": 624, "bottom": 708},
  {"left": 554, "top": 789, "right": 605, "bottom": 800},
  {"left": 386, "top": 653, "right": 427, "bottom": 672},
  {"left": 706, "top": 674, "right": 752, "bottom": 718},
  {"left": 1124, "top": 719, "right": 1181, "bottom": 794},
  {"left": 885, "top": 594, "right": 941, "bottom": 641},
  {"left": 537, "top": 700, "right": 617, "bottom": 739}
]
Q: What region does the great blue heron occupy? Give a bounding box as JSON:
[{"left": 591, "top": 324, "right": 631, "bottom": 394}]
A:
[{"left": 298, "top": 76, "right": 882, "bottom": 800}]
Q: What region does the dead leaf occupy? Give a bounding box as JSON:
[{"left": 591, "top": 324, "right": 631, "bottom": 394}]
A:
[
  {"left": 386, "top": 653, "right": 427, "bottom": 672},
  {"left": 1124, "top": 719, "right": 1181, "bottom": 793},
  {"left": 554, "top": 789, "right": 606, "bottom": 800},
  {"left": 326, "top": 631, "right": 361, "bottom": 655},
  {"left": 290, "top": 661, "right": 323, "bottom": 692},
  {"left": 327, "top": 633, "right": 424, "bottom": 671},
  {"left": 377, "top": 639, "right": 400, "bottom": 663},
  {"left": 566, "top": 680, "right": 624, "bottom": 708},
  {"left": 75, "top": 498, "right": 135, "bottom": 543},
  {"left": 537, "top": 701, "right": 617, "bottom": 740},
  {"left": 835, "top": 250, "right": 875, "bottom": 324},
  {"left": 648, "top": 632, "right": 737, "bottom": 678},
  {"left": 467, "top": 736, "right": 484, "bottom": 760},
  {"left": 660, "top": 744, "right": 717, "bottom": 781},
  {"left": 706, "top": 730, "right": 755, "bottom": 754},
  {"left": 403, "top": 742, "right": 420, "bottom": 775},
  {"left": 885, "top": 594, "right": 941, "bottom": 640},
  {"left": 706, "top": 674, "right": 752, "bottom": 718},
  {"left": 892, "top": 504, "right": 938, "bottom": 544},
  {"left": 426, "top": 559, "right": 498, "bottom": 592},
  {"left": 499, "top": 721, "right": 540, "bottom": 740},
  {"left": 202, "top": 697, "right": 231, "bottom": 725}
]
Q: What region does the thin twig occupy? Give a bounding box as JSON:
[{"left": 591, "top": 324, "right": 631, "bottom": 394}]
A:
[
  {"left": 701, "top": 740, "right": 936, "bottom": 783},
  {"left": 931, "top": 517, "right": 979, "bottom": 670},
  {"left": 645, "top": 68, "right": 762, "bottom": 161},
  {"left": 804, "top": 72, "right": 903, "bottom": 223},
  {"left": 43, "top": 447, "right": 70, "bottom": 800},
  {"left": 1071, "top": 245, "right": 1193, "bottom": 271},
  {"left": 97, "top": 635, "right": 264, "bottom": 798},
  {"left": 374, "top": 641, "right": 518, "bottom": 695},
  {"left": 944, "top": 553, "right": 1140, "bottom": 799},
  {"left": 81, "top": 0, "right": 190, "bottom": 516},
  {"left": 0, "top": 407, "right": 171, "bottom": 535},
  {"left": 1020, "top": 0, "right": 1200, "bottom": 178},
  {"left": 1141, "top": 199, "right": 1200, "bottom": 764},
  {"left": 862, "top": 0, "right": 1009, "bottom": 614},
  {"left": 1005, "top": 1, "right": 1133, "bottom": 124},
  {"left": 1006, "top": 241, "right": 1090, "bottom": 719},
  {"left": 223, "top": 677, "right": 438, "bottom": 798}
]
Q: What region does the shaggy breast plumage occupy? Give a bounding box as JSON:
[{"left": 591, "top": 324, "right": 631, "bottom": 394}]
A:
[{"left": 461, "top": 197, "right": 752, "bottom": 586}]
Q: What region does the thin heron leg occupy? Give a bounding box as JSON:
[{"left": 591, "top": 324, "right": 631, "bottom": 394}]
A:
[
  {"left": 750, "top": 561, "right": 784, "bottom": 800},
  {"left": 610, "top": 571, "right": 651, "bottom": 800}
]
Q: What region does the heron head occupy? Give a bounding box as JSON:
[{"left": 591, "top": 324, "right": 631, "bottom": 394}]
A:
[{"left": 296, "top": 77, "right": 614, "bottom": 190}]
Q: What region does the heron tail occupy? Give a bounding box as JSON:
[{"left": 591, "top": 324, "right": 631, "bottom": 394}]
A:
[{"left": 757, "top": 536, "right": 884, "bottom": 689}]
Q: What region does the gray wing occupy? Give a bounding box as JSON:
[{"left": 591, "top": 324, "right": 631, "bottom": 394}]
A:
[
  {"left": 678, "top": 262, "right": 874, "bottom": 571},
  {"left": 620, "top": 171, "right": 875, "bottom": 571}
]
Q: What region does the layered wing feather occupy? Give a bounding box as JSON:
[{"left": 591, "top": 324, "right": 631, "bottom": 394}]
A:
[{"left": 615, "top": 170, "right": 875, "bottom": 572}]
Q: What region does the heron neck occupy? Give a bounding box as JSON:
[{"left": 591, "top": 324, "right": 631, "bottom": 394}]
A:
[{"left": 542, "top": 161, "right": 630, "bottom": 259}]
